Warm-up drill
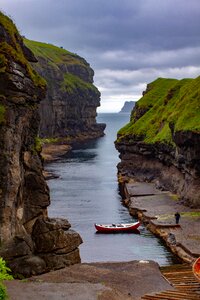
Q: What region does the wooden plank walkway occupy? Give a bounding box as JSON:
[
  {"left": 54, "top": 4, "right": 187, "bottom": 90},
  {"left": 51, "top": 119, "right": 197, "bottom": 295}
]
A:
[{"left": 141, "top": 264, "right": 200, "bottom": 300}]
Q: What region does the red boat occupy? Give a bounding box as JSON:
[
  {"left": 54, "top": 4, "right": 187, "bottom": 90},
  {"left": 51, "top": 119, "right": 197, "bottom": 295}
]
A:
[
  {"left": 95, "top": 221, "right": 140, "bottom": 233},
  {"left": 193, "top": 257, "right": 200, "bottom": 281}
]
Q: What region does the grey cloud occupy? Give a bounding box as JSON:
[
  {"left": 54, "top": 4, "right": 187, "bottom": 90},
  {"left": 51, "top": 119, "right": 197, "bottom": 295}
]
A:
[
  {"left": 96, "top": 65, "right": 200, "bottom": 112},
  {"left": 82, "top": 46, "right": 200, "bottom": 72},
  {"left": 2, "top": 0, "right": 200, "bottom": 51},
  {"left": 1, "top": 0, "right": 200, "bottom": 111}
]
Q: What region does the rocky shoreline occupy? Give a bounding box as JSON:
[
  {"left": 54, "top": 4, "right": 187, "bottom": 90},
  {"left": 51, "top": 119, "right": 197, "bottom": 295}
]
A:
[
  {"left": 118, "top": 175, "right": 200, "bottom": 264},
  {"left": 41, "top": 133, "right": 105, "bottom": 163},
  {"left": 41, "top": 138, "right": 200, "bottom": 264},
  {"left": 40, "top": 135, "right": 200, "bottom": 270}
]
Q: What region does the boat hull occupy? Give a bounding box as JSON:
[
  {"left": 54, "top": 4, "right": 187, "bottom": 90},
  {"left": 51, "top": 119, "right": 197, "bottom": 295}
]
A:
[
  {"left": 95, "top": 222, "right": 140, "bottom": 233},
  {"left": 193, "top": 257, "right": 200, "bottom": 282}
]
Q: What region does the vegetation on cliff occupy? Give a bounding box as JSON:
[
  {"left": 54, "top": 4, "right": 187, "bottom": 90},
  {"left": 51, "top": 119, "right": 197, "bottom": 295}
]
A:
[
  {"left": 0, "top": 12, "right": 46, "bottom": 89},
  {"left": 24, "top": 38, "right": 95, "bottom": 89},
  {"left": 61, "top": 73, "right": 98, "bottom": 94},
  {"left": 0, "top": 248, "right": 13, "bottom": 299},
  {"left": 0, "top": 12, "right": 82, "bottom": 276},
  {"left": 118, "top": 77, "right": 200, "bottom": 145},
  {"left": 24, "top": 39, "right": 82, "bottom": 65},
  {"left": 24, "top": 39, "right": 98, "bottom": 94},
  {"left": 23, "top": 38, "right": 104, "bottom": 139}
]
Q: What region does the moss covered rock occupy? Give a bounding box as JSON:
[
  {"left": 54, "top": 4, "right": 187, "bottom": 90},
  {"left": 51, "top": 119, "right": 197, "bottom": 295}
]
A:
[
  {"left": 116, "top": 77, "right": 200, "bottom": 207},
  {"left": 24, "top": 39, "right": 105, "bottom": 139},
  {"left": 0, "top": 12, "right": 46, "bottom": 90},
  {"left": 0, "top": 12, "right": 82, "bottom": 276},
  {"left": 118, "top": 77, "right": 200, "bottom": 145}
]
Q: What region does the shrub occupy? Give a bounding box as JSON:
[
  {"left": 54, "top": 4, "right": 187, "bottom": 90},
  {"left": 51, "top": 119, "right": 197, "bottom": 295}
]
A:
[
  {"left": 0, "top": 283, "right": 7, "bottom": 300},
  {"left": 0, "top": 257, "right": 13, "bottom": 300}
]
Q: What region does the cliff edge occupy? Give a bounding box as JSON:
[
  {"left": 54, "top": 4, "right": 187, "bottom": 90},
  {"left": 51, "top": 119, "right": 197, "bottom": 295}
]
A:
[
  {"left": 24, "top": 39, "right": 106, "bottom": 140},
  {"left": 115, "top": 77, "right": 200, "bottom": 207},
  {"left": 0, "top": 12, "right": 82, "bottom": 276},
  {"left": 119, "top": 101, "right": 136, "bottom": 113}
]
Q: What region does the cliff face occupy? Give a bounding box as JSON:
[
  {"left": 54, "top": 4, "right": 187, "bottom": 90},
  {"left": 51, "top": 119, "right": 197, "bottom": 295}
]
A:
[
  {"left": 0, "top": 12, "right": 82, "bottom": 276},
  {"left": 24, "top": 39, "right": 105, "bottom": 139},
  {"left": 115, "top": 78, "right": 200, "bottom": 207},
  {"left": 119, "top": 101, "right": 136, "bottom": 113}
]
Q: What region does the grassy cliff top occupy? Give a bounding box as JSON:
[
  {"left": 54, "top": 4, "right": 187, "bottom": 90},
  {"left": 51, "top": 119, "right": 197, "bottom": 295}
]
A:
[
  {"left": 118, "top": 77, "right": 200, "bottom": 145},
  {"left": 24, "top": 39, "right": 88, "bottom": 67},
  {"left": 0, "top": 12, "right": 46, "bottom": 88},
  {"left": 24, "top": 38, "right": 98, "bottom": 95}
]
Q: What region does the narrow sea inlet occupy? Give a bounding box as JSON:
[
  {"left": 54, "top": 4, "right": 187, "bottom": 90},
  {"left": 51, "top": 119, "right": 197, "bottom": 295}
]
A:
[{"left": 47, "top": 113, "right": 178, "bottom": 265}]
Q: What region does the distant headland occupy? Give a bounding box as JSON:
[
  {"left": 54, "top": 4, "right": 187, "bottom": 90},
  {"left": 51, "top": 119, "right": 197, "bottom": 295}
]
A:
[{"left": 119, "top": 101, "right": 136, "bottom": 113}]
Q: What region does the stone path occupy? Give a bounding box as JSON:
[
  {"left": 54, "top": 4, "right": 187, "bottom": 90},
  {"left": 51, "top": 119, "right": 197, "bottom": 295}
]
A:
[{"left": 124, "top": 181, "right": 200, "bottom": 262}]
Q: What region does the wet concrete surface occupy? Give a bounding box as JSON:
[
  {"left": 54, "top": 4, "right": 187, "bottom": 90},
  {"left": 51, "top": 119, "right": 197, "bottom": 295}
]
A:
[{"left": 125, "top": 180, "right": 200, "bottom": 263}]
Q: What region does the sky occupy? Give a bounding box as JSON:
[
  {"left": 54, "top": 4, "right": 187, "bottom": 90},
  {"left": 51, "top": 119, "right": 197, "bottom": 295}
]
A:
[{"left": 1, "top": 0, "right": 200, "bottom": 112}]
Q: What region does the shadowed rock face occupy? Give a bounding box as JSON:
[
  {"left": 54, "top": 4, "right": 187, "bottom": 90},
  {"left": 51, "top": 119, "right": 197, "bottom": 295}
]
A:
[
  {"left": 115, "top": 78, "right": 200, "bottom": 208},
  {"left": 0, "top": 12, "right": 82, "bottom": 276},
  {"left": 24, "top": 40, "right": 106, "bottom": 139}
]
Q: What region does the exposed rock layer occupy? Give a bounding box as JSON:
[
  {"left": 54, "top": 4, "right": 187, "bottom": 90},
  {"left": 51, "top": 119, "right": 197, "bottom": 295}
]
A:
[
  {"left": 24, "top": 39, "right": 106, "bottom": 139},
  {"left": 116, "top": 78, "right": 200, "bottom": 207},
  {"left": 0, "top": 12, "right": 82, "bottom": 276}
]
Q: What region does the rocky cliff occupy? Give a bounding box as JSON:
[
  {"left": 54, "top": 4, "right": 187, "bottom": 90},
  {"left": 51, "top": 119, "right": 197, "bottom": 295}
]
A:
[
  {"left": 24, "top": 39, "right": 105, "bottom": 140},
  {"left": 115, "top": 77, "right": 200, "bottom": 208},
  {"left": 119, "top": 101, "right": 136, "bottom": 113},
  {"left": 0, "top": 12, "right": 82, "bottom": 276}
]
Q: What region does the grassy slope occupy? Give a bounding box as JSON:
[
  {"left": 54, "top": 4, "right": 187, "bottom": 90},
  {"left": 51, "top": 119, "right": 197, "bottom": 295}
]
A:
[
  {"left": 24, "top": 39, "right": 82, "bottom": 65},
  {"left": 61, "top": 73, "right": 98, "bottom": 94},
  {"left": 118, "top": 77, "right": 200, "bottom": 145},
  {"left": 0, "top": 12, "right": 45, "bottom": 124},
  {"left": 24, "top": 39, "right": 98, "bottom": 94},
  {"left": 0, "top": 12, "right": 46, "bottom": 89}
]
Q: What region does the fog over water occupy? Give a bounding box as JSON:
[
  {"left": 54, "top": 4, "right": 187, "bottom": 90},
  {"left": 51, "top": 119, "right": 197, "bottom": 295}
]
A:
[{"left": 47, "top": 113, "right": 179, "bottom": 265}]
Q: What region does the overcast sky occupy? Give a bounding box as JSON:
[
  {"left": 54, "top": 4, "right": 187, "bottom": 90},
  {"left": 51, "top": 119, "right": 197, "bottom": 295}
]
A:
[{"left": 1, "top": 0, "right": 200, "bottom": 112}]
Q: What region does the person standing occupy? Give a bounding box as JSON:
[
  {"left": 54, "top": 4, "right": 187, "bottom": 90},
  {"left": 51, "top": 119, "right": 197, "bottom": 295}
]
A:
[{"left": 175, "top": 212, "right": 181, "bottom": 224}]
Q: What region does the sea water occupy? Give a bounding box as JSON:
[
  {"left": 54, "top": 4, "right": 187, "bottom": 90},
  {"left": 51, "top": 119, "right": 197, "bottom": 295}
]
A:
[{"left": 46, "top": 113, "right": 179, "bottom": 265}]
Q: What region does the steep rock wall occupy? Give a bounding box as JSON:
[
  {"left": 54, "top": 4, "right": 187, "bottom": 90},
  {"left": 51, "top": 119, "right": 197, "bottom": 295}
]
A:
[
  {"left": 24, "top": 39, "right": 105, "bottom": 139},
  {"left": 115, "top": 78, "right": 200, "bottom": 207},
  {"left": 0, "top": 12, "right": 82, "bottom": 276},
  {"left": 119, "top": 101, "right": 136, "bottom": 113}
]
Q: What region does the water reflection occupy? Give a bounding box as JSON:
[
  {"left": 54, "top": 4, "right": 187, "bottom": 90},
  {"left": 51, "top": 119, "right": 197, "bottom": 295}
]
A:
[
  {"left": 95, "top": 229, "right": 141, "bottom": 235},
  {"left": 64, "top": 150, "right": 97, "bottom": 162},
  {"left": 47, "top": 113, "right": 179, "bottom": 265}
]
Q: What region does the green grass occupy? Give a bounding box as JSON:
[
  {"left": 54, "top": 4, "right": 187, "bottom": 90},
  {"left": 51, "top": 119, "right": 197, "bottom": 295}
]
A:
[
  {"left": 157, "top": 211, "right": 200, "bottom": 220},
  {"left": 0, "top": 283, "right": 7, "bottom": 300},
  {"left": 0, "top": 12, "right": 46, "bottom": 89},
  {"left": 61, "top": 73, "right": 98, "bottom": 94},
  {"left": 23, "top": 38, "right": 100, "bottom": 95},
  {"left": 118, "top": 77, "right": 200, "bottom": 145},
  {"left": 24, "top": 39, "right": 84, "bottom": 66},
  {"left": 0, "top": 257, "right": 13, "bottom": 300},
  {"left": 132, "top": 78, "right": 179, "bottom": 111},
  {"left": 40, "top": 137, "right": 59, "bottom": 144},
  {"left": 34, "top": 137, "right": 59, "bottom": 153},
  {"left": 181, "top": 211, "right": 200, "bottom": 218}
]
